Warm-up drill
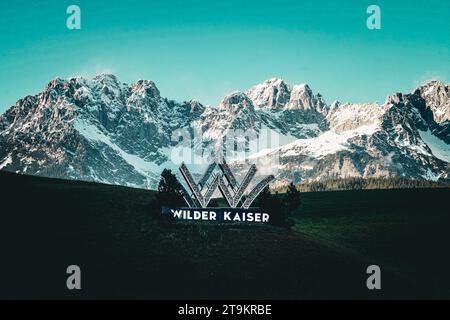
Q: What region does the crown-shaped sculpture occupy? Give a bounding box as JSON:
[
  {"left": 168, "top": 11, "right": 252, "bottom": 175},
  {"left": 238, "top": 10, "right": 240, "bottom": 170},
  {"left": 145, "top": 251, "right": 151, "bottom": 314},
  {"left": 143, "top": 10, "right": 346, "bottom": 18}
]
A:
[{"left": 178, "top": 158, "right": 274, "bottom": 209}]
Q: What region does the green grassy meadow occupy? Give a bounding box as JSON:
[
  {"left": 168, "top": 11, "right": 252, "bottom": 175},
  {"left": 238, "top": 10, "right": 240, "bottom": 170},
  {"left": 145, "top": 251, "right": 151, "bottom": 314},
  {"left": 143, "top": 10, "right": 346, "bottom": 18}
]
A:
[{"left": 1, "top": 171, "right": 449, "bottom": 299}]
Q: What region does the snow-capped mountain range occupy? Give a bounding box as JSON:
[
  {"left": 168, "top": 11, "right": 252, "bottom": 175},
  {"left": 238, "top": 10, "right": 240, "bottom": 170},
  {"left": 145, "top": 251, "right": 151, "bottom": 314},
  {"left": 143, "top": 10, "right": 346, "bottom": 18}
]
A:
[{"left": 0, "top": 74, "right": 449, "bottom": 189}]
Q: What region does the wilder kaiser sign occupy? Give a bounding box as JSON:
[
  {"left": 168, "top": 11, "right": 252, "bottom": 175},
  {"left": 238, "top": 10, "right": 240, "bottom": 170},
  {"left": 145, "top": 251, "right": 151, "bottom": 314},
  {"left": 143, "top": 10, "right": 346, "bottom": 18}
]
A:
[
  {"left": 162, "top": 160, "right": 274, "bottom": 224},
  {"left": 162, "top": 207, "right": 270, "bottom": 223}
]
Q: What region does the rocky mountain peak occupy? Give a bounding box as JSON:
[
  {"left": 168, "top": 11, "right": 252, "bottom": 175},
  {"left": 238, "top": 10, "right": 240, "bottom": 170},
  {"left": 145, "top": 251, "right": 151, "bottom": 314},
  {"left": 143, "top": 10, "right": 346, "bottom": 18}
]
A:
[
  {"left": 92, "top": 73, "right": 117, "bottom": 83},
  {"left": 188, "top": 99, "right": 205, "bottom": 113},
  {"left": 415, "top": 80, "right": 450, "bottom": 123},
  {"left": 45, "top": 77, "right": 68, "bottom": 88},
  {"left": 131, "top": 79, "right": 160, "bottom": 98},
  {"left": 289, "top": 83, "right": 327, "bottom": 114},
  {"left": 220, "top": 91, "right": 255, "bottom": 113},
  {"left": 246, "top": 79, "right": 327, "bottom": 115},
  {"left": 329, "top": 100, "right": 341, "bottom": 114},
  {"left": 385, "top": 92, "right": 405, "bottom": 105},
  {"left": 246, "top": 78, "right": 291, "bottom": 109}
]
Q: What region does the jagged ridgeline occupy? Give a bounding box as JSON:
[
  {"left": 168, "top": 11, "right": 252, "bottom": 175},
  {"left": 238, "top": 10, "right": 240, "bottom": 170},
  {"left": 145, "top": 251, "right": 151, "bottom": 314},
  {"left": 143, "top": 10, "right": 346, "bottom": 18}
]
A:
[{"left": 0, "top": 74, "right": 449, "bottom": 190}]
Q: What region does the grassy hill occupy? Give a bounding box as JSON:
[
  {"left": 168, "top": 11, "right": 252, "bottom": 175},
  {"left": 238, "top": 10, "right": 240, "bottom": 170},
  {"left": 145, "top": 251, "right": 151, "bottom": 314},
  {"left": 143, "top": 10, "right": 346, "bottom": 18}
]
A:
[{"left": 1, "top": 172, "right": 450, "bottom": 299}]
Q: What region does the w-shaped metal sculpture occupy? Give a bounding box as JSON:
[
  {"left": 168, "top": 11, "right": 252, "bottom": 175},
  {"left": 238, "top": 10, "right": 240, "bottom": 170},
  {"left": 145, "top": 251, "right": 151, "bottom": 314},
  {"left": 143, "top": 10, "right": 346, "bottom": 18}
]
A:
[{"left": 178, "top": 160, "right": 274, "bottom": 209}]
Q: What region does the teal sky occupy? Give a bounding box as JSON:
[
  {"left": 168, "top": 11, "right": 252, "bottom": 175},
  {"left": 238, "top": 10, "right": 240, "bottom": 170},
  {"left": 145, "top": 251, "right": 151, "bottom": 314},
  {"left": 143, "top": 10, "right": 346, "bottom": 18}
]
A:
[{"left": 0, "top": 0, "right": 449, "bottom": 113}]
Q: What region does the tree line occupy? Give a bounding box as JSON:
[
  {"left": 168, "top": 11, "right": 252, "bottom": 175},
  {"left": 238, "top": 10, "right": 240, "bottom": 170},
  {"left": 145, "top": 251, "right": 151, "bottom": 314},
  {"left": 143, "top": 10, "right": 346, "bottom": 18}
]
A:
[{"left": 275, "top": 177, "right": 449, "bottom": 193}]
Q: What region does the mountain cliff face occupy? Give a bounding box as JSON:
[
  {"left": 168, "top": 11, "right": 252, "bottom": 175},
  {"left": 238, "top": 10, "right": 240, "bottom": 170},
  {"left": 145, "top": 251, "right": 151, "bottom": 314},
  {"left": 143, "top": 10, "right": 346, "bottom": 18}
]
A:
[{"left": 0, "top": 74, "right": 449, "bottom": 189}]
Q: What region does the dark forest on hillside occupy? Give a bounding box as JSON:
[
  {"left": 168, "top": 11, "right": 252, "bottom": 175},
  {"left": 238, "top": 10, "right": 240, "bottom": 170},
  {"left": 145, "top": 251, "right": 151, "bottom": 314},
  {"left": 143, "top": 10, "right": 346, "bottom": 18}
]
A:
[{"left": 286, "top": 177, "right": 449, "bottom": 192}]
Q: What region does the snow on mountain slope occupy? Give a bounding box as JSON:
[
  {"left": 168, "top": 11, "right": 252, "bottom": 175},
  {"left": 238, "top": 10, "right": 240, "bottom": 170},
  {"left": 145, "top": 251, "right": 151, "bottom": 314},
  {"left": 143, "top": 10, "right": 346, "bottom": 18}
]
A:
[
  {"left": 326, "top": 102, "right": 385, "bottom": 132},
  {"left": 281, "top": 124, "right": 381, "bottom": 159},
  {"left": 73, "top": 117, "right": 163, "bottom": 177},
  {"left": 419, "top": 129, "right": 450, "bottom": 162},
  {"left": 244, "top": 124, "right": 380, "bottom": 161},
  {"left": 0, "top": 75, "right": 449, "bottom": 189}
]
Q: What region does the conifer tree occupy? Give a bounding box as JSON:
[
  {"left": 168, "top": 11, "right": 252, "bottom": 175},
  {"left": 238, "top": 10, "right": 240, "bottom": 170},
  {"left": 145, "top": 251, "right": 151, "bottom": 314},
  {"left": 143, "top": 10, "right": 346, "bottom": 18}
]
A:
[
  {"left": 285, "top": 182, "right": 301, "bottom": 213},
  {"left": 157, "top": 169, "right": 185, "bottom": 207}
]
